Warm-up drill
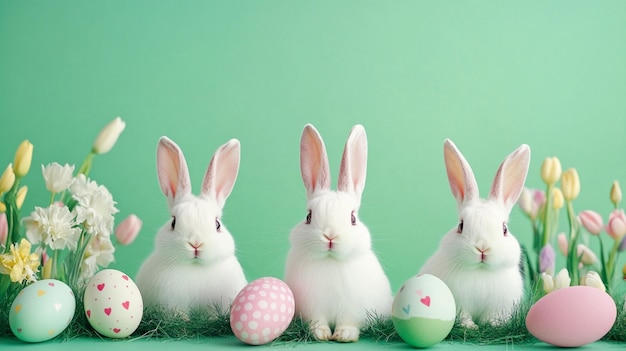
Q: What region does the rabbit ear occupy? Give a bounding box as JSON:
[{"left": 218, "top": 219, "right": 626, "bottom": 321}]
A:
[
  {"left": 444, "top": 139, "right": 479, "bottom": 210},
  {"left": 489, "top": 144, "right": 531, "bottom": 213},
  {"left": 300, "top": 124, "right": 331, "bottom": 198},
  {"left": 201, "top": 139, "right": 241, "bottom": 209},
  {"left": 338, "top": 124, "right": 367, "bottom": 200},
  {"left": 157, "top": 136, "right": 192, "bottom": 207}
]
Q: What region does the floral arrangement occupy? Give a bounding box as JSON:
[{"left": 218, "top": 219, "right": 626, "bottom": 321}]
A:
[
  {"left": 0, "top": 117, "right": 142, "bottom": 306},
  {"left": 518, "top": 156, "right": 625, "bottom": 297}
]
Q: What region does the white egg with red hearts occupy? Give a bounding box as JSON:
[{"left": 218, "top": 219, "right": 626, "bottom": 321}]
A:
[
  {"left": 230, "top": 277, "right": 294, "bottom": 345},
  {"left": 83, "top": 269, "right": 143, "bottom": 338},
  {"left": 9, "top": 279, "right": 76, "bottom": 343},
  {"left": 392, "top": 274, "right": 456, "bottom": 348}
]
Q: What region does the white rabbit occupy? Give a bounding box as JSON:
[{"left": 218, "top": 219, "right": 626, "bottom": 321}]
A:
[
  {"left": 285, "top": 124, "right": 393, "bottom": 342},
  {"left": 419, "top": 139, "right": 530, "bottom": 329},
  {"left": 135, "top": 136, "right": 247, "bottom": 315}
]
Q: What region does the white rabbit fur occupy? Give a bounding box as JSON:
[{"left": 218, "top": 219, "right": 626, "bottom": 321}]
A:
[
  {"left": 419, "top": 139, "right": 530, "bottom": 329},
  {"left": 135, "top": 136, "right": 247, "bottom": 315},
  {"left": 285, "top": 124, "right": 393, "bottom": 342}
]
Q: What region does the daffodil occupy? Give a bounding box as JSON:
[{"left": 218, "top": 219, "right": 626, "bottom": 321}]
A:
[{"left": 0, "top": 238, "right": 40, "bottom": 283}]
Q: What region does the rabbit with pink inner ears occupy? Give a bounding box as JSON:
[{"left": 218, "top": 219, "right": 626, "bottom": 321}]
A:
[
  {"left": 135, "top": 136, "right": 247, "bottom": 315},
  {"left": 419, "top": 139, "right": 530, "bottom": 329},
  {"left": 285, "top": 124, "right": 393, "bottom": 343}
]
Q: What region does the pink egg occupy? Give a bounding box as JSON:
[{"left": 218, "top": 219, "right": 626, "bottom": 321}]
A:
[
  {"left": 230, "top": 277, "right": 295, "bottom": 345},
  {"left": 526, "top": 286, "right": 616, "bottom": 347}
]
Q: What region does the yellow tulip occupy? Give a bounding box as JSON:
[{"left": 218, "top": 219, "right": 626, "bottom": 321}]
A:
[
  {"left": 552, "top": 188, "right": 564, "bottom": 210},
  {"left": 0, "top": 202, "right": 6, "bottom": 212},
  {"left": 561, "top": 168, "right": 580, "bottom": 201},
  {"left": 0, "top": 164, "right": 15, "bottom": 194},
  {"left": 541, "top": 157, "right": 562, "bottom": 186},
  {"left": 16, "top": 186, "right": 27, "bottom": 209},
  {"left": 13, "top": 140, "right": 33, "bottom": 178},
  {"left": 611, "top": 180, "right": 622, "bottom": 208}
]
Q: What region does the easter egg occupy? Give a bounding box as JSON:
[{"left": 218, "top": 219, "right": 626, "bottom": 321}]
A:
[
  {"left": 526, "top": 286, "right": 616, "bottom": 347},
  {"left": 83, "top": 269, "right": 143, "bottom": 338},
  {"left": 230, "top": 277, "right": 295, "bottom": 345},
  {"left": 9, "top": 279, "right": 76, "bottom": 342},
  {"left": 392, "top": 274, "right": 456, "bottom": 348}
]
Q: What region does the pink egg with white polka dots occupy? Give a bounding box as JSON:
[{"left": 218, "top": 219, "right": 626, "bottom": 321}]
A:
[{"left": 230, "top": 277, "right": 295, "bottom": 345}]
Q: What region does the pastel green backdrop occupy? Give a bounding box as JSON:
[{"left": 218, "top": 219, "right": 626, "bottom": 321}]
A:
[{"left": 1, "top": 1, "right": 625, "bottom": 298}]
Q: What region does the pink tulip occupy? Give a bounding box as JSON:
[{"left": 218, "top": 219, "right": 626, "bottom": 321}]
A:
[
  {"left": 578, "top": 210, "right": 604, "bottom": 236},
  {"left": 557, "top": 233, "right": 568, "bottom": 257},
  {"left": 0, "top": 212, "right": 7, "bottom": 247},
  {"left": 115, "top": 214, "right": 142, "bottom": 245},
  {"left": 606, "top": 209, "right": 626, "bottom": 240}
]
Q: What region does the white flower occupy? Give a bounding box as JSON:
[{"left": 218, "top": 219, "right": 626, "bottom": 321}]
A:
[
  {"left": 92, "top": 117, "right": 126, "bottom": 155},
  {"left": 80, "top": 235, "right": 115, "bottom": 281},
  {"left": 24, "top": 205, "right": 81, "bottom": 251},
  {"left": 541, "top": 268, "right": 571, "bottom": 294},
  {"left": 42, "top": 163, "right": 75, "bottom": 193},
  {"left": 581, "top": 271, "right": 606, "bottom": 292},
  {"left": 71, "top": 174, "right": 118, "bottom": 237},
  {"left": 70, "top": 174, "right": 99, "bottom": 198}
]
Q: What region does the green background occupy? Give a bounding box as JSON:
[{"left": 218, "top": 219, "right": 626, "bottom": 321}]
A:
[{"left": 1, "top": 0, "right": 626, "bottom": 332}]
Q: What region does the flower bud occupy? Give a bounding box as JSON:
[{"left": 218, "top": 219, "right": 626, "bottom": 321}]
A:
[
  {"left": 611, "top": 180, "right": 622, "bottom": 208},
  {"left": 540, "top": 272, "right": 555, "bottom": 294},
  {"left": 115, "top": 214, "right": 142, "bottom": 245},
  {"left": 557, "top": 233, "right": 568, "bottom": 257},
  {"left": 606, "top": 209, "right": 626, "bottom": 241},
  {"left": 0, "top": 212, "right": 7, "bottom": 247},
  {"left": 15, "top": 186, "right": 27, "bottom": 209},
  {"left": 13, "top": 140, "right": 33, "bottom": 178},
  {"left": 552, "top": 188, "right": 564, "bottom": 210},
  {"left": 579, "top": 210, "right": 603, "bottom": 236},
  {"left": 0, "top": 164, "right": 15, "bottom": 194},
  {"left": 93, "top": 117, "right": 126, "bottom": 154},
  {"left": 582, "top": 271, "right": 605, "bottom": 292},
  {"left": 561, "top": 168, "right": 580, "bottom": 201},
  {"left": 554, "top": 268, "right": 571, "bottom": 289},
  {"left": 577, "top": 244, "right": 598, "bottom": 265},
  {"left": 541, "top": 157, "right": 562, "bottom": 186},
  {"left": 539, "top": 244, "right": 555, "bottom": 274},
  {"left": 518, "top": 188, "right": 532, "bottom": 216}
]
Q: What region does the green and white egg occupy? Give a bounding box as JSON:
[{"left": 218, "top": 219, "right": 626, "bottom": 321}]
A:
[{"left": 392, "top": 274, "right": 456, "bottom": 348}]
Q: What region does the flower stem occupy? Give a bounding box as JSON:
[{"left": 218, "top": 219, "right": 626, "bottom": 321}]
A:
[
  {"left": 605, "top": 239, "right": 620, "bottom": 292},
  {"left": 3, "top": 180, "right": 22, "bottom": 254},
  {"left": 77, "top": 152, "right": 96, "bottom": 177},
  {"left": 565, "top": 200, "right": 580, "bottom": 286}
]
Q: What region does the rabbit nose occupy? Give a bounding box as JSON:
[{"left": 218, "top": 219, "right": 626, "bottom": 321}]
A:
[{"left": 323, "top": 233, "right": 336, "bottom": 250}]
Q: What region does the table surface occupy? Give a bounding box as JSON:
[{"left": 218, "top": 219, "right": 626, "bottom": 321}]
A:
[{"left": 1, "top": 336, "right": 625, "bottom": 350}]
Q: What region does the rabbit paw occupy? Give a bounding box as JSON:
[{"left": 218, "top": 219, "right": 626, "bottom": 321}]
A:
[
  {"left": 312, "top": 325, "right": 332, "bottom": 341},
  {"left": 332, "top": 325, "right": 359, "bottom": 342},
  {"left": 459, "top": 310, "right": 478, "bottom": 329}
]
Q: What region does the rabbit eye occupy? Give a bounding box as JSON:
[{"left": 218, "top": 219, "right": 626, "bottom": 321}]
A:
[
  {"left": 457, "top": 220, "right": 463, "bottom": 234},
  {"left": 216, "top": 219, "right": 221, "bottom": 232},
  {"left": 351, "top": 211, "right": 357, "bottom": 226},
  {"left": 305, "top": 211, "right": 312, "bottom": 224},
  {"left": 503, "top": 223, "right": 508, "bottom": 236},
  {"left": 171, "top": 216, "right": 176, "bottom": 230}
]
